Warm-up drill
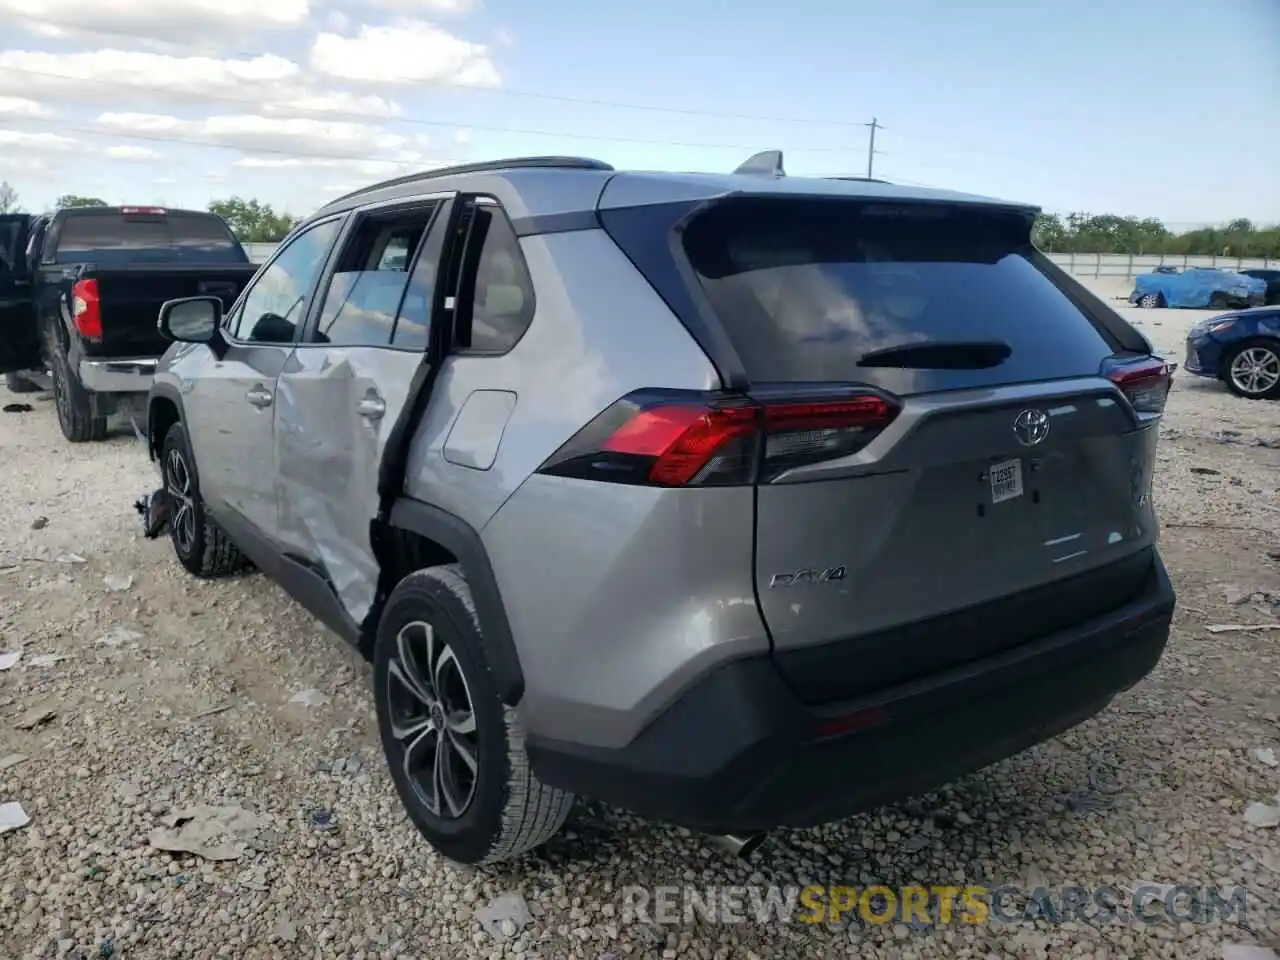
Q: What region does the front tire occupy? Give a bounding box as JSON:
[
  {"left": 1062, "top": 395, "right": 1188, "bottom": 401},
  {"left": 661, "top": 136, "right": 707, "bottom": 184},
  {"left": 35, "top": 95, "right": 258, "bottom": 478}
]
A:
[
  {"left": 4, "top": 372, "right": 39, "bottom": 394},
  {"left": 1222, "top": 339, "right": 1280, "bottom": 400},
  {"left": 161, "top": 422, "right": 247, "bottom": 576},
  {"left": 1138, "top": 292, "right": 1163, "bottom": 308},
  {"left": 374, "top": 565, "right": 573, "bottom": 865},
  {"left": 50, "top": 345, "right": 106, "bottom": 442}
]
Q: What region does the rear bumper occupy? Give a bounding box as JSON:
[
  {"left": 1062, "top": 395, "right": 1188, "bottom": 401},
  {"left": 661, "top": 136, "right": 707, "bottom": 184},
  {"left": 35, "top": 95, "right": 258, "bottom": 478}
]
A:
[
  {"left": 527, "top": 552, "right": 1175, "bottom": 833},
  {"left": 78, "top": 357, "right": 157, "bottom": 393}
]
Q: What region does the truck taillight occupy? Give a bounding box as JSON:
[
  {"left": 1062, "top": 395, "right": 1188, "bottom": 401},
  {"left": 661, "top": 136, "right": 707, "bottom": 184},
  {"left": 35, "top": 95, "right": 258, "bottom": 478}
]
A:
[
  {"left": 120, "top": 206, "right": 166, "bottom": 216},
  {"left": 1107, "top": 356, "right": 1173, "bottom": 416},
  {"left": 536, "top": 389, "right": 900, "bottom": 487},
  {"left": 71, "top": 279, "right": 103, "bottom": 339}
]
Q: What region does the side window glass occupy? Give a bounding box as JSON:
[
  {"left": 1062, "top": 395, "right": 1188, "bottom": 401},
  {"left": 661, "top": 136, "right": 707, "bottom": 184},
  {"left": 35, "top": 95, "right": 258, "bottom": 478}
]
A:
[
  {"left": 459, "top": 204, "right": 535, "bottom": 354},
  {"left": 312, "top": 204, "right": 439, "bottom": 348},
  {"left": 391, "top": 208, "right": 450, "bottom": 351},
  {"left": 234, "top": 218, "right": 341, "bottom": 343}
]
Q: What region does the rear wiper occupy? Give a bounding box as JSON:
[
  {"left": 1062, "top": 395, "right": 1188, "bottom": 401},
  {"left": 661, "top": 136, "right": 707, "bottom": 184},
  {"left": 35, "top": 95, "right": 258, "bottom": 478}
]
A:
[{"left": 857, "top": 339, "right": 1012, "bottom": 370}]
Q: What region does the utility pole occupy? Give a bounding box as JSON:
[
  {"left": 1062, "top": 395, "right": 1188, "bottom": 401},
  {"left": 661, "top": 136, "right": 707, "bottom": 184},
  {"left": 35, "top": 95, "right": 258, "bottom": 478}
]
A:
[{"left": 866, "top": 117, "right": 880, "bottom": 179}]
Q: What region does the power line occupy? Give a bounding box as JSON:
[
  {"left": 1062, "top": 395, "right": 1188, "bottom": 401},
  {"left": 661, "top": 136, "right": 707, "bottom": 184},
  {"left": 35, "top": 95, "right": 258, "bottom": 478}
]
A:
[{"left": 0, "top": 65, "right": 860, "bottom": 154}]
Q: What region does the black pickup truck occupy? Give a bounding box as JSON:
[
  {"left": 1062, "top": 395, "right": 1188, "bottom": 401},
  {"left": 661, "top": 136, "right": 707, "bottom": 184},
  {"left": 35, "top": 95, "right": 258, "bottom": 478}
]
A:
[{"left": 0, "top": 206, "right": 257, "bottom": 441}]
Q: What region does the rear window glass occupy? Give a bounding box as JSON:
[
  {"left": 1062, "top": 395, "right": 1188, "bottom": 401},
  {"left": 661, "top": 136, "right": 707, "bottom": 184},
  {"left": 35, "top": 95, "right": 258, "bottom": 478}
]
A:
[
  {"left": 681, "top": 199, "right": 1115, "bottom": 392},
  {"left": 53, "top": 213, "right": 246, "bottom": 265}
]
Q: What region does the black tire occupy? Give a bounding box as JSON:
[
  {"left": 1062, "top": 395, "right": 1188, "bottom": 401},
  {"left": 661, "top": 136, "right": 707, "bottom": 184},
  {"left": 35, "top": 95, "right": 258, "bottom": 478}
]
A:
[
  {"left": 1221, "top": 338, "right": 1280, "bottom": 401},
  {"left": 49, "top": 345, "right": 106, "bottom": 442},
  {"left": 4, "top": 372, "right": 39, "bottom": 393},
  {"left": 374, "top": 564, "right": 573, "bottom": 865},
  {"left": 160, "top": 421, "right": 247, "bottom": 577},
  {"left": 1138, "top": 292, "right": 1163, "bottom": 309},
  {"left": 1209, "top": 292, "right": 1230, "bottom": 310}
]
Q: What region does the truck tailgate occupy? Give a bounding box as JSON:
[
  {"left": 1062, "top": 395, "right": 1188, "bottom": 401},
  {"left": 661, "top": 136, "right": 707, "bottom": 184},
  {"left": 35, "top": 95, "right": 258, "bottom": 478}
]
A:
[{"left": 83, "top": 264, "right": 256, "bottom": 357}]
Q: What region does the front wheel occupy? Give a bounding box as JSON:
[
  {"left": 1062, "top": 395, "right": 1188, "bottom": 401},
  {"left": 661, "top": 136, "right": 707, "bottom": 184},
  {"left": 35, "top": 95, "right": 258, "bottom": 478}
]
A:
[
  {"left": 161, "top": 422, "right": 247, "bottom": 576},
  {"left": 1209, "top": 292, "right": 1230, "bottom": 310},
  {"left": 1222, "top": 339, "right": 1280, "bottom": 400},
  {"left": 1138, "top": 292, "right": 1163, "bottom": 308},
  {"left": 374, "top": 565, "right": 574, "bottom": 865}
]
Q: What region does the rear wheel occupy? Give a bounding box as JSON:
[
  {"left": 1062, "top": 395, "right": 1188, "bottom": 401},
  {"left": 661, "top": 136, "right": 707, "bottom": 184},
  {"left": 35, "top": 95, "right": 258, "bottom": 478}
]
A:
[
  {"left": 161, "top": 421, "right": 247, "bottom": 576},
  {"left": 1223, "top": 339, "right": 1280, "bottom": 400},
  {"left": 374, "top": 565, "right": 574, "bottom": 865},
  {"left": 1138, "top": 293, "right": 1163, "bottom": 308},
  {"left": 4, "top": 372, "right": 39, "bottom": 393},
  {"left": 50, "top": 345, "right": 106, "bottom": 442}
]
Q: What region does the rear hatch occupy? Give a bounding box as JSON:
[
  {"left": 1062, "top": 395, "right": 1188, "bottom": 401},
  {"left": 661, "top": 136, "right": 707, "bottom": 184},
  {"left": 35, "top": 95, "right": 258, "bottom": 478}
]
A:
[
  {"left": 600, "top": 192, "right": 1170, "bottom": 705},
  {"left": 53, "top": 208, "right": 254, "bottom": 356}
]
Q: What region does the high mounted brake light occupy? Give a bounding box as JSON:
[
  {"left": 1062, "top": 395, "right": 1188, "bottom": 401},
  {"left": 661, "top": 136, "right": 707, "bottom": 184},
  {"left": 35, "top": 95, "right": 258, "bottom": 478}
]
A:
[
  {"left": 120, "top": 206, "right": 166, "bottom": 215},
  {"left": 537, "top": 390, "right": 900, "bottom": 487},
  {"left": 1106, "top": 356, "right": 1172, "bottom": 416},
  {"left": 70, "top": 278, "right": 102, "bottom": 339}
]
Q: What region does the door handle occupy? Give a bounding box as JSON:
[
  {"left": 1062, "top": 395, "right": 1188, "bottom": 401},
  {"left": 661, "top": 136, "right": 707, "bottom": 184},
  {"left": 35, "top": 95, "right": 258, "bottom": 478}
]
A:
[
  {"left": 246, "top": 385, "right": 273, "bottom": 408},
  {"left": 356, "top": 395, "right": 386, "bottom": 420}
]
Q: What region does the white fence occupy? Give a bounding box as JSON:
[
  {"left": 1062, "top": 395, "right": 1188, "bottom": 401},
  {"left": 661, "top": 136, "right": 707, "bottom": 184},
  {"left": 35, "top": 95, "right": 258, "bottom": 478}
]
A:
[{"left": 241, "top": 241, "right": 1275, "bottom": 282}]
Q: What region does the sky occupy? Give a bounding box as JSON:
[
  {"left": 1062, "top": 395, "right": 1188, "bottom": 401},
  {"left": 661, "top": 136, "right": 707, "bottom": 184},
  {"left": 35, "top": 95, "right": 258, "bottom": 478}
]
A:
[{"left": 0, "top": 0, "right": 1276, "bottom": 226}]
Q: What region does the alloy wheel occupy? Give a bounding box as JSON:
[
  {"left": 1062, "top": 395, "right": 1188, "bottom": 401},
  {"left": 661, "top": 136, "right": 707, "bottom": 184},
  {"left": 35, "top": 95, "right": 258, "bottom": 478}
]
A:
[
  {"left": 1229, "top": 346, "right": 1280, "bottom": 396},
  {"left": 385, "top": 620, "right": 479, "bottom": 819},
  {"left": 164, "top": 447, "right": 197, "bottom": 556}
]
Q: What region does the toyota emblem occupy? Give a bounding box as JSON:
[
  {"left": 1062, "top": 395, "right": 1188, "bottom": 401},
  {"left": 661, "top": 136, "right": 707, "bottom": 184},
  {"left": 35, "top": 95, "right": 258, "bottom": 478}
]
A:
[{"left": 1012, "top": 408, "right": 1051, "bottom": 446}]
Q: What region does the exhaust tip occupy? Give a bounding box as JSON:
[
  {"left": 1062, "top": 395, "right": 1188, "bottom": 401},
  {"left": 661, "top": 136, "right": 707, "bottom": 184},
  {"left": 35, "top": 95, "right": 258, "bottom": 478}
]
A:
[{"left": 710, "top": 833, "right": 767, "bottom": 859}]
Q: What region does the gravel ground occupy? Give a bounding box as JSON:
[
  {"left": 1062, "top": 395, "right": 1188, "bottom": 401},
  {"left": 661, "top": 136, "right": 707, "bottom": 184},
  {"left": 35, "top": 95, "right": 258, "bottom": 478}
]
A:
[{"left": 2, "top": 293, "right": 1280, "bottom": 960}]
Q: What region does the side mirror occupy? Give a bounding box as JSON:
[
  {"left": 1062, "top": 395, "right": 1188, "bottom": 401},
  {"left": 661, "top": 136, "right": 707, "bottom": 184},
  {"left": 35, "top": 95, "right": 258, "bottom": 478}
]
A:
[{"left": 158, "top": 296, "right": 223, "bottom": 344}]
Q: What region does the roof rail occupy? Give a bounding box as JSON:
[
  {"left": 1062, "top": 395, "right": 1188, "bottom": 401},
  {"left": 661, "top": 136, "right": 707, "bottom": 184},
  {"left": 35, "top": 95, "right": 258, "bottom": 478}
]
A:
[
  {"left": 330, "top": 156, "right": 615, "bottom": 204},
  {"left": 733, "top": 150, "right": 785, "bottom": 178}
]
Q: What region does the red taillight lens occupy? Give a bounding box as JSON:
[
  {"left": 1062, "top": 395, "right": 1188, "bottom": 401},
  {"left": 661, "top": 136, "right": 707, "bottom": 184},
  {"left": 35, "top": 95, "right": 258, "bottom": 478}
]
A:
[
  {"left": 538, "top": 390, "right": 900, "bottom": 487},
  {"left": 1107, "top": 356, "right": 1172, "bottom": 416},
  {"left": 71, "top": 279, "right": 103, "bottom": 339}
]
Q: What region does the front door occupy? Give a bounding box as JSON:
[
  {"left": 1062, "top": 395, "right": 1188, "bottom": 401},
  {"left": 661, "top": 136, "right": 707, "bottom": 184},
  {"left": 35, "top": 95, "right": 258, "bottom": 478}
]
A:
[
  {"left": 0, "top": 214, "right": 38, "bottom": 374},
  {"left": 274, "top": 196, "right": 454, "bottom": 624},
  {"left": 183, "top": 216, "right": 344, "bottom": 544}
]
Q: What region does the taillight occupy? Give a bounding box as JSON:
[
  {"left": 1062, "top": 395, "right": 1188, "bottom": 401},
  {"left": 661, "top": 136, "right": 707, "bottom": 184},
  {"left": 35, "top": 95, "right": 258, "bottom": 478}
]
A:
[
  {"left": 1106, "top": 356, "right": 1172, "bottom": 416},
  {"left": 71, "top": 279, "right": 103, "bottom": 339},
  {"left": 537, "top": 389, "right": 900, "bottom": 487}
]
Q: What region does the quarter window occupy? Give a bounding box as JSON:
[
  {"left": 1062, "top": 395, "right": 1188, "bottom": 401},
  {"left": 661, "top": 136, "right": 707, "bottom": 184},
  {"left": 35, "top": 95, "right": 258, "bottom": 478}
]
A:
[{"left": 455, "top": 203, "right": 535, "bottom": 354}]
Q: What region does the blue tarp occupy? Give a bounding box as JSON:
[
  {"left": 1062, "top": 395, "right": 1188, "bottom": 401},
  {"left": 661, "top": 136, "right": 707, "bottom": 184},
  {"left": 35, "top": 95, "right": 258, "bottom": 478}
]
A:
[{"left": 1130, "top": 268, "right": 1266, "bottom": 309}]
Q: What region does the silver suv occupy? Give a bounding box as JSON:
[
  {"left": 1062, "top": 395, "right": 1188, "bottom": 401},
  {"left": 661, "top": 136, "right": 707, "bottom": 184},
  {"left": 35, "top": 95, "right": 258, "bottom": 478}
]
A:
[{"left": 146, "top": 154, "right": 1177, "bottom": 865}]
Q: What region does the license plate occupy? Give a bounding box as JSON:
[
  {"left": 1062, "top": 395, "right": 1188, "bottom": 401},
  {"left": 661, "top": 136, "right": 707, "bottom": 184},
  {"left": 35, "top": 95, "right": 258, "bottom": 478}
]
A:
[{"left": 989, "top": 459, "right": 1023, "bottom": 504}]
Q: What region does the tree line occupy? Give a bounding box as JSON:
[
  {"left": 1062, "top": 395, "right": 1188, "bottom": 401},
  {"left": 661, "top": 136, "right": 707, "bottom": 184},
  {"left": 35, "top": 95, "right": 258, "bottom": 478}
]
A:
[
  {"left": 0, "top": 182, "right": 299, "bottom": 243},
  {"left": 1032, "top": 213, "right": 1279, "bottom": 258},
  {"left": 2, "top": 179, "right": 1277, "bottom": 256}
]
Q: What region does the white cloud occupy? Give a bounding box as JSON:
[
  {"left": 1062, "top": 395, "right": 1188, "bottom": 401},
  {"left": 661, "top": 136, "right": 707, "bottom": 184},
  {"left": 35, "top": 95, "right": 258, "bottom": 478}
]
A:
[
  {"left": 263, "top": 91, "right": 400, "bottom": 120},
  {"left": 453, "top": 128, "right": 472, "bottom": 145},
  {"left": 0, "top": 95, "right": 51, "bottom": 118},
  {"left": 310, "top": 20, "right": 500, "bottom": 87},
  {"left": 0, "top": 129, "right": 76, "bottom": 151},
  {"left": 368, "top": 0, "right": 480, "bottom": 14},
  {"left": 93, "top": 112, "right": 444, "bottom": 176},
  {"left": 0, "top": 49, "right": 299, "bottom": 105},
  {"left": 0, "top": 0, "right": 311, "bottom": 44},
  {"left": 104, "top": 145, "right": 161, "bottom": 161},
  {"left": 325, "top": 9, "right": 350, "bottom": 31}
]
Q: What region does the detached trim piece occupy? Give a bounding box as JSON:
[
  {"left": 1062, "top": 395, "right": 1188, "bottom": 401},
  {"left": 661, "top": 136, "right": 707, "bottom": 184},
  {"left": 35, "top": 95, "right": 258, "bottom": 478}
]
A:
[{"left": 388, "top": 497, "right": 525, "bottom": 704}]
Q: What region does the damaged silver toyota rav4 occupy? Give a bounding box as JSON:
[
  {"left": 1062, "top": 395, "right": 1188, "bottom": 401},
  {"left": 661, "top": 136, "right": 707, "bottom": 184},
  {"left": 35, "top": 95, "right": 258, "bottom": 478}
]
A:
[{"left": 145, "top": 153, "right": 1177, "bottom": 865}]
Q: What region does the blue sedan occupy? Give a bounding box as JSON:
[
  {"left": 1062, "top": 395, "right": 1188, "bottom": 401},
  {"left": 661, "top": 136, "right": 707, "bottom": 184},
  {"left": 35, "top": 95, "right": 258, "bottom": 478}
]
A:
[{"left": 1184, "top": 306, "right": 1280, "bottom": 400}]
